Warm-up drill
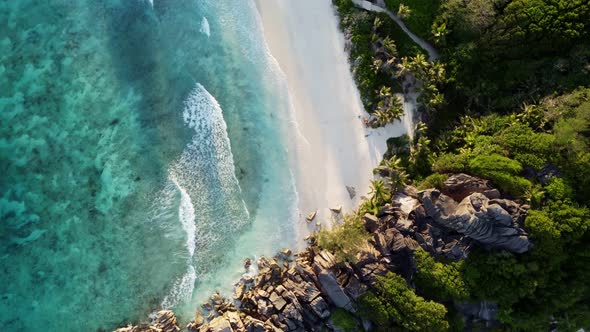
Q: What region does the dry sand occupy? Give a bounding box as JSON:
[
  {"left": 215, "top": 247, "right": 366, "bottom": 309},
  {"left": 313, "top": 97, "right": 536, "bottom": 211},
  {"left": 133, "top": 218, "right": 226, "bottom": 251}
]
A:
[{"left": 254, "top": 0, "right": 412, "bottom": 235}]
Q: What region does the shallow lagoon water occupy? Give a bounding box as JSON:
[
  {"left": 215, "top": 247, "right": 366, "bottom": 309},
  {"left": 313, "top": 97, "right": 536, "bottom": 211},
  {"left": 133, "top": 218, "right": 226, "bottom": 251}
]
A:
[{"left": 0, "top": 1, "right": 297, "bottom": 330}]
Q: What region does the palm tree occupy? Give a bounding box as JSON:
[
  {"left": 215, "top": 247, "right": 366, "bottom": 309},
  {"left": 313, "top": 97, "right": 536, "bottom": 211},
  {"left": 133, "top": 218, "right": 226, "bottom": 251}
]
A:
[
  {"left": 415, "top": 136, "right": 431, "bottom": 150},
  {"left": 374, "top": 156, "right": 408, "bottom": 193},
  {"left": 378, "top": 86, "right": 392, "bottom": 99},
  {"left": 432, "top": 62, "right": 446, "bottom": 81},
  {"left": 385, "top": 57, "right": 397, "bottom": 71},
  {"left": 432, "top": 22, "right": 448, "bottom": 45},
  {"left": 391, "top": 95, "right": 403, "bottom": 108},
  {"left": 373, "top": 110, "right": 389, "bottom": 126},
  {"left": 369, "top": 179, "right": 390, "bottom": 206},
  {"left": 387, "top": 104, "right": 404, "bottom": 122},
  {"left": 382, "top": 37, "right": 397, "bottom": 58},
  {"left": 409, "top": 136, "right": 431, "bottom": 164},
  {"left": 372, "top": 58, "right": 383, "bottom": 73},
  {"left": 525, "top": 186, "right": 545, "bottom": 209},
  {"left": 373, "top": 16, "right": 382, "bottom": 30},
  {"left": 397, "top": 56, "right": 412, "bottom": 77},
  {"left": 398, "top": 4, "right": 411, "bottom": 19},
  {"left": 517, "top": 102, "right": 546, "bottom": 129},
  {"left": 429, "top": 92, "right": 445, "bottom": 107},
  {"left": 374, "top": 156, "right": 401, "bottom": 176},
  {"left": 412, "top": 54, "right": 429, "bottom": 72},
  {"left": 389, "top": 168, "right": 409, "bottom": 192},
  {"left": 415, "top": 122, "right": 428, "bottom": 137}
]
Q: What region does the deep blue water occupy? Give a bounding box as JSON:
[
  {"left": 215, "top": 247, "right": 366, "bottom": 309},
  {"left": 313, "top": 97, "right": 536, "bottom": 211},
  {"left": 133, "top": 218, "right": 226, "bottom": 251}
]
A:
[{"left": 0, "top": 1, "right": 297, "bottom": 330}]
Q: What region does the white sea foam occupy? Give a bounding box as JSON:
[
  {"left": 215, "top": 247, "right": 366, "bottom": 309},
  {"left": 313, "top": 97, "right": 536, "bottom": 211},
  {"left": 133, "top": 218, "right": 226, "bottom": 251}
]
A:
[
  {"left": 171, "top": 178, "right": 196, "bottom": 257},
  {"left": 160, "top": 83, "right": 250, "bottom": 309},
  {"left": 200, "top": 17, "right": 210, "bottom": 37},
  {"left": 161, "top": 265, "right": 196, "bottom": 309}
]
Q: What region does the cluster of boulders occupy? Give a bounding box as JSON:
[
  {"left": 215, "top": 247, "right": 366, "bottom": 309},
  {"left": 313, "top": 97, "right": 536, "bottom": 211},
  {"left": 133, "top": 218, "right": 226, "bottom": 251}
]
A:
[
  {"left": 187, "top": 249, "right": 365, "bottom": 332},
  {"left": 114, "top": 174, "right": 530, "bottom": 332},
  {"left": 114, "top": 310, "right": 180, "bottom": 332}
]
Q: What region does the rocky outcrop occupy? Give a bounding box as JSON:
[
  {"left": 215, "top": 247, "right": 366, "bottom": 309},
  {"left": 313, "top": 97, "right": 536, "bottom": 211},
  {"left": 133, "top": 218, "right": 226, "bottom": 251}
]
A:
[
  {"left": 115, "top": 310, "right": 180, "bottom": 332},
  {"left": 418, "top": 189, "right": 530, "bottom": 253},
  {"left": 182, "top": 250, "right": 345, "bottom": 332},
  {"left": 442, "top": 173, "right": 499, "bottom": 202},
  {"left": 183, "top": 178, "right": 526, "bottom": 331},
  {"left": 116, "top": 175, "right": 526, "bottom": 331}
]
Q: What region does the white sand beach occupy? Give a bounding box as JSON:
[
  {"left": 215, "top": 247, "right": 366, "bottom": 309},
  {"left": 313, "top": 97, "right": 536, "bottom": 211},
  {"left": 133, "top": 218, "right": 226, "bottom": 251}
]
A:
[{"left": 255, "top": 0, "right": 412, "bottom": 236}]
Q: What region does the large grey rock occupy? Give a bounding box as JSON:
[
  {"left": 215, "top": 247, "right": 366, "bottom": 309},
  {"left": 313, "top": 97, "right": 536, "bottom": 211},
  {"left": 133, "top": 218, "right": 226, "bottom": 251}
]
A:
[
  {"left": 343, "top": 275, "right": 367, "bottom": 300},
  {"left": 418, "top": 189, "right": 530, "bottom": 253},
  {"left": 317, "top": 271, "right": 354, "bottom": 312},
  {"left": 309, "top": 296, "right": 331, "bottom": 319},
  {"left": 442, "top": 173, "right": 493, "bottom": 202},
  {"left": 363, "top": 213, "right": 380, "bottom": 233}
]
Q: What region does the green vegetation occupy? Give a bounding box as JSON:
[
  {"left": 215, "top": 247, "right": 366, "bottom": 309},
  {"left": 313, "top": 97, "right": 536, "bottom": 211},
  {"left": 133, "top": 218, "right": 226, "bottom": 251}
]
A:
[
  {"left": 332, "top": 0, "right": 424, "bottom": 114},
  {"left": 330, "top": 308, "right": 360, "bottom": 332},
  {"left": 462, "top": 199, "right": 590, "bottom": 330},
  {"left": 414, "top": 249, "right": 469, "bottom": 301},
  {"left": 329, "top": 0, "right": 590, "bottom": 330},
  {"left": 399, "top": 54, "right": 446, "bottom": 113},
  {"left": 433, "top": 153, "right": 532, "bottom": 197},
  {"left": 373, "top": 156, "right": 409, "bottom": 193},
  {"left": 367, "top": 86, "right": 404, "bottom": 127},
  {"left": 426, "top": 93, "right": 590, "bottom": 329},
  {"left": 359, "top": 272, "right": 449, "bottom": 331},
  {"left": 318, "top": 213, "right": 370, "bottom": 263},
  {"left": 416, "top": 173, "right": 447, "bottom": 190},
  {"left": 433, "top": 0, "right": 590, "bottom": 115},
  {"left": 385, "top": 0, "right": 441, "bottom": 41}
]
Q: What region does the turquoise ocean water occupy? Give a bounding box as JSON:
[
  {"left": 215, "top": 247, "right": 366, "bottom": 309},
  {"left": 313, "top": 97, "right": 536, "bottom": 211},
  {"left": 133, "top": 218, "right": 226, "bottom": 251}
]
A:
[{"left": 0, "top": 0, "right": 298, "bottom": 330}]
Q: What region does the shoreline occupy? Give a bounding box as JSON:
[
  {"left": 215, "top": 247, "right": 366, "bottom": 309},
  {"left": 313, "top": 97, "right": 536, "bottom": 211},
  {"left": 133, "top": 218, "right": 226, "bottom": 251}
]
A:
[{"left": 254, "top": 0, "right": 409, "bottom": 233}]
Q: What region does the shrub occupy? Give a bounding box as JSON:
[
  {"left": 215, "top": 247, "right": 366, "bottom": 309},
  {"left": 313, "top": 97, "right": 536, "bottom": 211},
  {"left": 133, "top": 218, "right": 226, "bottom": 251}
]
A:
[
  {"left": 463, "top": 251, "right": 537, "bottom": 307},
  {"left": 414, "top": 249, "right": 469, "bottom": 301},
  {"left": 496, "top": 124, "right": 554, "bottom": 170},
  {"left": 330, "top": 308, "right": 360, "bottom": 332},
  {"left": 417, "top": 173, "right": 448, "bottom": 190},
  {"left": 384, "top": 0, "right": 441, "bottom": 41},
  {"left": 359, "top": 272, "right": 450, "bottom": 331},
  {"left": 467, "top": 154, "right": 531, "bottom": 197},
  {"left": 468, "top": 154, "right": 522, "bottom": 175},
  {"left": 432, "top": 153, "right": 470, "bottom": 173},
  {"left": 318, "top": 213, "right": 370, "bottom": 263},
  {"left": 544, "top": 177, "right": 573, "bottom": 201}
]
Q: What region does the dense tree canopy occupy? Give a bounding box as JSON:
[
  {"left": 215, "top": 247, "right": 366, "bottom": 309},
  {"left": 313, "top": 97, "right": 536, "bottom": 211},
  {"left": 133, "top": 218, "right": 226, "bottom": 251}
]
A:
[
  {"left": 489, "top": 0, "right": 590, "bottom": 55},
  {"left": 332, "top": 0, "right": 590, "bottom": 330},
  {"left": 360, "top": 272, "right": 450, "bottom": 332}
]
